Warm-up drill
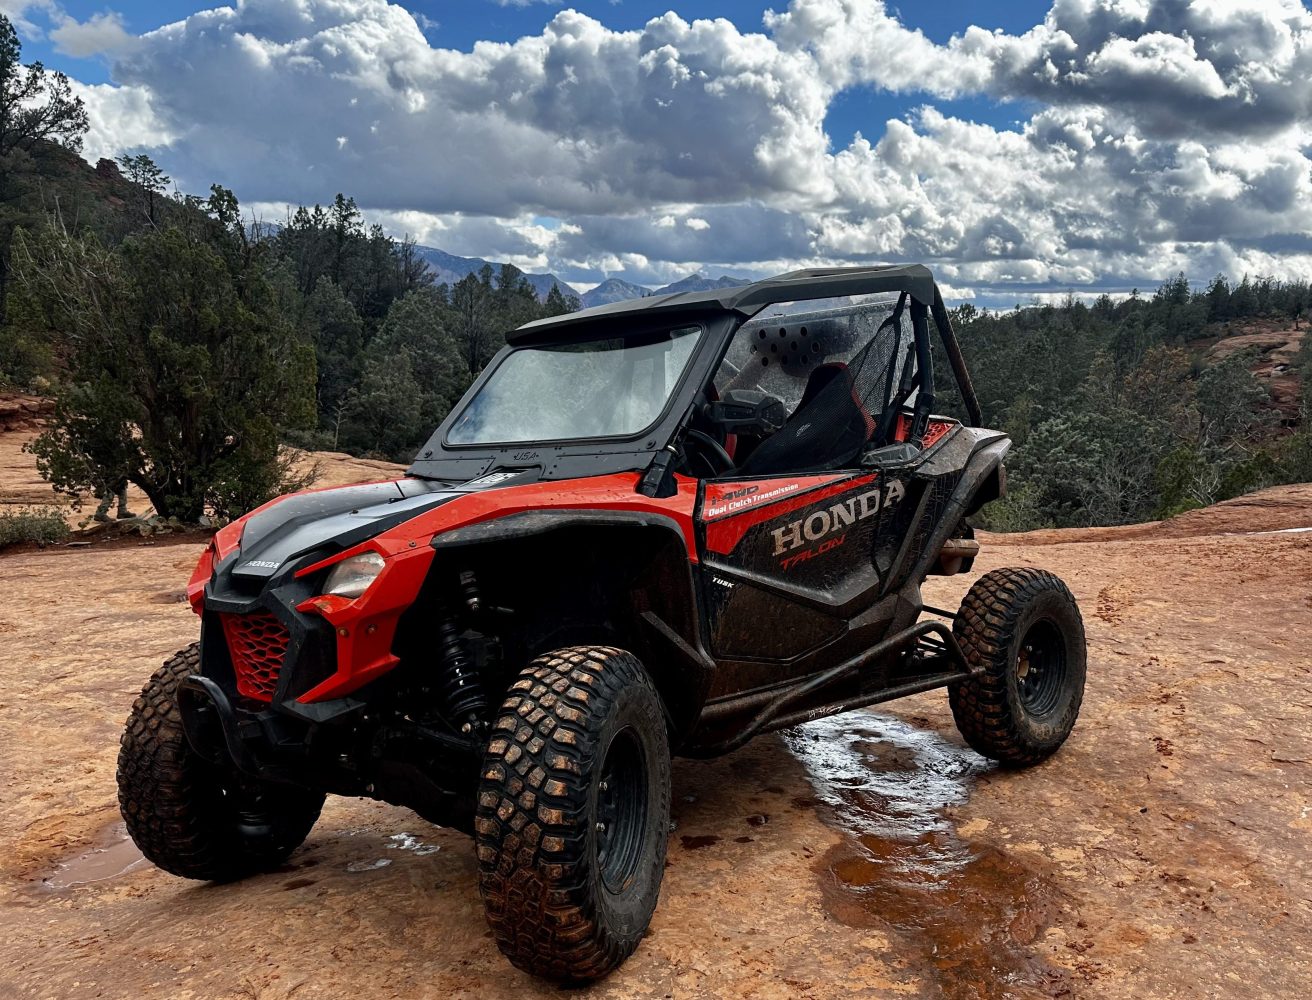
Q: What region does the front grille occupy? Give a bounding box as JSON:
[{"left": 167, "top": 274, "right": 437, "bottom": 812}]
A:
[{"left": 221, "top": 611, "right": 289, "bottom": 701}]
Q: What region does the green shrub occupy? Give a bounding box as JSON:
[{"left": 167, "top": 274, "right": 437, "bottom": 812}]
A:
[
  {"left": 0, "top": 323, "right": 57, "bottom": 388},
  {"left": 972, "top": 480, "right": 1051, "bottom": 533},
  {"left": 0, "top": 506, "right": 70, "bottom": 549}
]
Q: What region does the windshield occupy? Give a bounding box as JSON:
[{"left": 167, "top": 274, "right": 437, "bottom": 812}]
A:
[{"left": 447, "top": 325, "right": 702, "bottom": 445}]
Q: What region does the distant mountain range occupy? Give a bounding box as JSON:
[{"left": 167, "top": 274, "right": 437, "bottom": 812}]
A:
[
  {"left": 410, "top": 245, "right": 576, "bottom": 303},
  {"left": 412, "top": 243, "right": 749, "bottom": 309},
  {"left": 645, "top": 272, "right": 750, "bottom": 297},
  {"left": 578, "top": 277, "right": 652, "bottom": 308},
  {"left": 575, "top": 273, "right": 750, "bottom": 307}
]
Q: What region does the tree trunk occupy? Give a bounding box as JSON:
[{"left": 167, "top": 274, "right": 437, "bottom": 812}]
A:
[{"left": 130, "top": 473, "right": 171, "bottom": 521}]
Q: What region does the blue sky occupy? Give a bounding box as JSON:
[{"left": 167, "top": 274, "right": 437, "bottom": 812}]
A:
[{"left": 7, "top": 0, "right": 1312, "bottom": 303}]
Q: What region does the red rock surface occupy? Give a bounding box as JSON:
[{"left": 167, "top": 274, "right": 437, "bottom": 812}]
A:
[{"left": 0, "top": 426, "right": 1309, "bottom": 998}]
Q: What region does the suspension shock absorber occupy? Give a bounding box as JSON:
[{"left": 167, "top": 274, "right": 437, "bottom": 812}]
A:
[
  {"left": 459, "top": 569, "right": 481, "bottom": 613},
  {"left": 436, "top": 602, "right": 487, "bottom": 735}
]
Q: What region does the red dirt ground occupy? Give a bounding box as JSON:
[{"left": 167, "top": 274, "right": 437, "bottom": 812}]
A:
[{"left": 1, "top": 428, "right": 1309, "bottom": 999}]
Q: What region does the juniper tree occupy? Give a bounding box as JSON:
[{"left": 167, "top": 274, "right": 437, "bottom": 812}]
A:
[{"left": 16, "top": 212, "right": 317, "bottom": 521}]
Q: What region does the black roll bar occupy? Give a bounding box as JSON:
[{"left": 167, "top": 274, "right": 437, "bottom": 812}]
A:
[
  {"left": 931, "top": 286, "right": 983, "bottom": 427},
  {"left": 909, "top": 300, "right": 935, "bottom": 444}
]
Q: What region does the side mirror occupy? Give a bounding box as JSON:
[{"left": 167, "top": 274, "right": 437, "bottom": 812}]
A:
[
  {"left": 705, "top": 389, "right": 788, "bottom": 436},
  {"left": 861, "top": 441, "right": 920, "bottom": 468}
]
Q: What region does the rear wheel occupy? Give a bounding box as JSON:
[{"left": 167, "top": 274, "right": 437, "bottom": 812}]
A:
[
  {"left": 475, "top": 646, "right": 671, "bottom": 984},
  {"left": 949, "top": 568, "right": 1086, "bottom": 767},
  {"left": 117, "top": 643, "right": 324, "bottom": 881}
]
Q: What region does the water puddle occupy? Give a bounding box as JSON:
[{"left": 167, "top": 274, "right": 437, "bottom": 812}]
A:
[
  {"left": 384, "top": 832, "right": 440, "bottom": 856},
  {"left": 784, "top": 713, "right": 1070, "bottom": 1000},
  {"left": 41, "top": 823, "right": 148, "bottom": 890},
  {"left": 39, "top": 824, "right": 442, "bottom": 888},
  {"left": 345, "top": 858, "right": 392, "bottom": 873},
  {"left": 341, "top": 830, "right": 442, "bottom": 873}
]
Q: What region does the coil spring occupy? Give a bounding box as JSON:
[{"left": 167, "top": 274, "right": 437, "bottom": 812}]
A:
[{"left": 436, "top": 608, "right": 486, "bottom": 727}]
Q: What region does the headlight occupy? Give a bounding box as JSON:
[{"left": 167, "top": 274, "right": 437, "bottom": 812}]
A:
[{"left": 322, "top": 551, "right": 386, "bottom": 598}]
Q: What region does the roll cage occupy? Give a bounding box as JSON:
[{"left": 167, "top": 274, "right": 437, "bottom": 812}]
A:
[{"left": 407, "top": 265, "right": 982, "bottom": 487}]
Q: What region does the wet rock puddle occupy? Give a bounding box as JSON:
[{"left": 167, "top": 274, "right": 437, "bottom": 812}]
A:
[
  {"left": 34, "top": 722, "right": 1065, "bottom": 996},
  {"left": 39, "top": 824, "right": 442, "bottom": 887},
  {"left": 40, "top": 823, "right": 147, "bottom": 890},
  {"left": 341, "top": 830, "right": 441, "bottom": 872},
  {"left": 783, "top": 713, "right": 1071, "bottom": 999}
]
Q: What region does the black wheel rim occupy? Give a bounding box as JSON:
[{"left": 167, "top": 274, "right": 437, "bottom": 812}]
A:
[
  {"left": 595, "top": 727, "right": 648, "bottom": 895},
  {"left": 1015, "top": 618, "right": 1068, "bottom": 718}
]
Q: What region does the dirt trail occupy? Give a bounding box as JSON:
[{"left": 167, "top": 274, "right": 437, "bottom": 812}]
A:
[{"left": 1, "top": 427, "right": 1310, "bottom": 998}]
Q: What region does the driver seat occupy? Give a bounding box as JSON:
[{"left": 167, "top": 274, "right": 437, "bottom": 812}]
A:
[{"left": 737, "top": 362, "right": 875, "bottom": 476}]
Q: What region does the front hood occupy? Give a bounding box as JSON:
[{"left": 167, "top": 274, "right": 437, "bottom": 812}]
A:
[
  {"left": 225, "top": 470, "right": 546, "bottom": 585},
  {"left": 227, "top": 479, "right": 455, "bottom": 585}
]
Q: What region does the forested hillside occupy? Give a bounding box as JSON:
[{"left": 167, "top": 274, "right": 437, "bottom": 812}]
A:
[
  {"left": 0, "top": 150, "right": 577, "bottom": 515},
  {"left": 939, "top": 276, "right": 1311, "bottom": 530},
  {"left": 0, "top": 13, "right": 579, "bottom": 519}
]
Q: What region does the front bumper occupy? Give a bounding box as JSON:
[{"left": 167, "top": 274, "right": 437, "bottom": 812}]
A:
[
  {"left": 177, "top": 651, "right": 481, "bottom": 832},
  {"left": 176, "top": 673, "right": 345, "bottom": 787},
  {"left": 178, "top": 674, "right": 287, "bottom": 778}
]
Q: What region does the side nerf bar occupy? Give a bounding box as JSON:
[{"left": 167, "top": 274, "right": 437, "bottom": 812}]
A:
[{"left": 692, "top": 619, "right": 977, "bottom": 757}]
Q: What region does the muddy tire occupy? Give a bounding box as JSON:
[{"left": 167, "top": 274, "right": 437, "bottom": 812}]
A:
[
  {"left": 475, "top": 646, "right": 671, "bottom": 984},
  {"left": 949, "top": 568, "right": 1086, "bottom": 767},
  {"left": 117, "top": 643, "right": 324, "bottom": 881}
]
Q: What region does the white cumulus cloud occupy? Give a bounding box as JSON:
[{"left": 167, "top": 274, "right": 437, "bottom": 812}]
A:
[
  {"left": 50, "top": 10, "right": 137, "bottom": 58},
  {"left": 70, "top": 79, "right": 174, "bottom": 162},
  {"left": 50, "top": 0, "right": 1312, "bottom": 298}
]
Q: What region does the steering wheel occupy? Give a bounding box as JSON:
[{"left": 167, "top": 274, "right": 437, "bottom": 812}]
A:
[{"left": 684, "top": 428, "right": 735, "bottom": 477}]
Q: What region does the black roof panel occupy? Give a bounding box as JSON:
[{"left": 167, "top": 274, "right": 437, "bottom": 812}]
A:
[{"left": 509, "top": 264, "right": 937, "bottom": 343}]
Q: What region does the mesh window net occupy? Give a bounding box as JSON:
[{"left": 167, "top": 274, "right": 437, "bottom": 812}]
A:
[{"left": 715, "top": 293, "right": 915, "bottom": 475}]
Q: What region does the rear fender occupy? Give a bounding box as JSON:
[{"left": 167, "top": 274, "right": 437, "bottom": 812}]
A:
[{"left": 895, "top": 431, "right": 1010, "bottom": 602}]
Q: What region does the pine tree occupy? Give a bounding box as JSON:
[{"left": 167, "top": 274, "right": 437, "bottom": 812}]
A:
[
  {"left": 0, "top": 14, "right": 88, "bottom": 320},
  {"left": 117, "top": 153, "right": 171, "bottom": 226},
  {"left": 0, "top": 16, "right": 88, "bottom": 160},
  {"left": 544, "top": 282, "right": 576, "bottom": 317}
]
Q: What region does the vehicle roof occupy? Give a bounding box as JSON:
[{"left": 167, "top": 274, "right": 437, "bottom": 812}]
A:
[{"left": 509, "top": 264, "right": 937, "bottom": 343}]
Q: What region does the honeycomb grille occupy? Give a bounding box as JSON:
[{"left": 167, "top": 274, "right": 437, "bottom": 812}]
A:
[{"left": 221, "top": 610, "right": 289, "bottom": 701}]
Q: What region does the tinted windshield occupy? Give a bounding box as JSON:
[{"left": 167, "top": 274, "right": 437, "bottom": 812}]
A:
[{"left": 447, "top": 325, "right": 702, "bottom": 445}]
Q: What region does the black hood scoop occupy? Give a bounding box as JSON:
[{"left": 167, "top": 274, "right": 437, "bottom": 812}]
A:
[
  {"left": 223, "top": 468, "right": 550, "bottom": 585},
  {"left": 229, "top": 479, "right": 455, "bottom": 583}
]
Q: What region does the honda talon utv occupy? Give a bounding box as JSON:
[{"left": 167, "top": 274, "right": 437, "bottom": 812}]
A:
[{"left": 118, "top": 265, "right": 1086, "bottom": 983}]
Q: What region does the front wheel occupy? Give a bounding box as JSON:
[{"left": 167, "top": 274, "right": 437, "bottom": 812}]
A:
[
  {"left": 117, "top": 643, "right": 325, "bottom": 881},
  {"left": 475, "top": 646, "right": 672, "bottom": 984},
  {"left": 949, "top": 568, "right": 1086, "bottom": 767}
]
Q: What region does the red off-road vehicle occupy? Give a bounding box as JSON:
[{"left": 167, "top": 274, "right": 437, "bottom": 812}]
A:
[{"left": 118, "top": 266, "right": 1086, "bottom": 982}]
